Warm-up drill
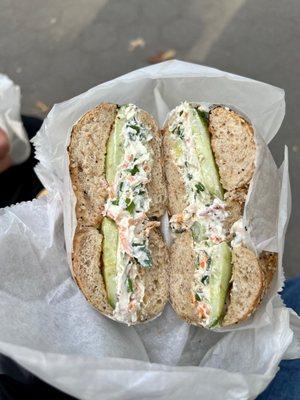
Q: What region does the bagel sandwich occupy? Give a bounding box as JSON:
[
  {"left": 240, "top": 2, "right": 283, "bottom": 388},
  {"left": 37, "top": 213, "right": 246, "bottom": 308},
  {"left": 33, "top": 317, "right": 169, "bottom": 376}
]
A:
[
  {"left": 68, "top": 103, "right": 168, "bottom": 325},
  {"left": 163, "top": 102, "right": 277, "bottom": 328}
]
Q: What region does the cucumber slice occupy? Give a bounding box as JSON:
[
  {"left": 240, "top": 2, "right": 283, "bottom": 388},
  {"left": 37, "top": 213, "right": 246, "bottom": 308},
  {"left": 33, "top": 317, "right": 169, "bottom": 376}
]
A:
[
  {"left": 170, "top": 138, "right": 183, "bottom": 159},
  {"left": 105, "top": 112, "right": 125, "bottom": 184},
  {"left": 190, "top": 107, "right": 223, "bottom": 199},
  {"left": 209, "top": 242, "right": 232, "bottom": 326},
  {"left": 102, "top": 217, "right": 119, "bottom": 308},
  {"left": 102, "top": 109, "right": 125, "bottom": 308},
  {"left": 191, "top": 221, "right": 206, "bottom": 242}
]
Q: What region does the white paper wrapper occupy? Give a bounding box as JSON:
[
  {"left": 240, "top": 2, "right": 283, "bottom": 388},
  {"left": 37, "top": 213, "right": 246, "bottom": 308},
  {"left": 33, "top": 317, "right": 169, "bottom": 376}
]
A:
[
  {"left": 0, "top": 74, "right": 31, "bottom": 164},
  {"left": 0, "top": 61, "right": 299, "bottom": 400}
]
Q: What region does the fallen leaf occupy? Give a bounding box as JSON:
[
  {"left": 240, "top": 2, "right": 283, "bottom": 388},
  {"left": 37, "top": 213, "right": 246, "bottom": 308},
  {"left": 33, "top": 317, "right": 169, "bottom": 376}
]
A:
[
  {"left": 148, "top": 49, "right": 176, "bottom": 63},
  {"left": 36, "top": 101, "right": 49, "bottom": 113},
  {"left": 128, "top": 37, "right": 146, "bottom": 52}
]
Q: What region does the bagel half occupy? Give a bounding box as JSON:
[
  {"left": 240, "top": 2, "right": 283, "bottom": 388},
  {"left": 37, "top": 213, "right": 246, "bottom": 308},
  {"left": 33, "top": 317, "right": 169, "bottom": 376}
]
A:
[
  {"left": 163, "top": 102, "right": 277, "bottom": 327},
  {"left": 68, "top": 103, "right": 168, "bottom": 324}
]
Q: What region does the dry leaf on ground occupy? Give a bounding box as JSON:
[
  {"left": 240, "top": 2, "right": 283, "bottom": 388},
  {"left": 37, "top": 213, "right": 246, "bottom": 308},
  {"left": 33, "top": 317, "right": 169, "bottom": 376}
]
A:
[
  {"left": 35, "top": 101, "right": 49, "bottom": 113},
  {"left": 148, "top": 49, "right": 176, "bottom": 63},
  {"left": 128, "top": 37, "right": 146, "bottom": 52}
]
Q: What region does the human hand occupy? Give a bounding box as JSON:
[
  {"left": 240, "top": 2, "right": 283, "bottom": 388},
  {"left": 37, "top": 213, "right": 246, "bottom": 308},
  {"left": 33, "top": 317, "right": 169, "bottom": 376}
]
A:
[{"left": 0, "top": 128, "right": 11, "bottom": 173}]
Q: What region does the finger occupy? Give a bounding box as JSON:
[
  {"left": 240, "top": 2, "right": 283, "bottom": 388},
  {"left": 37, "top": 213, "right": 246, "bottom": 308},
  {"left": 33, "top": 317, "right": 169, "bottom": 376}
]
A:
[
  {"left": 0, "top": 128, "right": 10, "bottom": 159},
  {"left": 0, "top": 153, "right": 11, "bottom": 173}
]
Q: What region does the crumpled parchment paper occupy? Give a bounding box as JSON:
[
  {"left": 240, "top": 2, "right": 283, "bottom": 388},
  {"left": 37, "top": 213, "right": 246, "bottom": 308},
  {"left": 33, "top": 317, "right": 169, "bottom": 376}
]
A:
[{"left": 0, "top": 60, "right": 299, "bottom": 400}]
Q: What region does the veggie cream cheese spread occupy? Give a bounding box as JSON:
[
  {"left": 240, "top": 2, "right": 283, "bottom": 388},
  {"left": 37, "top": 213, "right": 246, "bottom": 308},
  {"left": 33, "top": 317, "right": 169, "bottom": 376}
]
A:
[{"left": 104, "top": 104, "right": 157, "bottom": 323}]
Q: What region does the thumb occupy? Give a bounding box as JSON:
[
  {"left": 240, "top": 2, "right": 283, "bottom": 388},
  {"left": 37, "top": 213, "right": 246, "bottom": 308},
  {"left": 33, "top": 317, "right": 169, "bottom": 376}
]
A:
[
  {"left": 0, "top": 128, "right": 11, "bottom": 173},
  {"left": 0, "top": 128, "right": 10, "bottom": 159}
]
